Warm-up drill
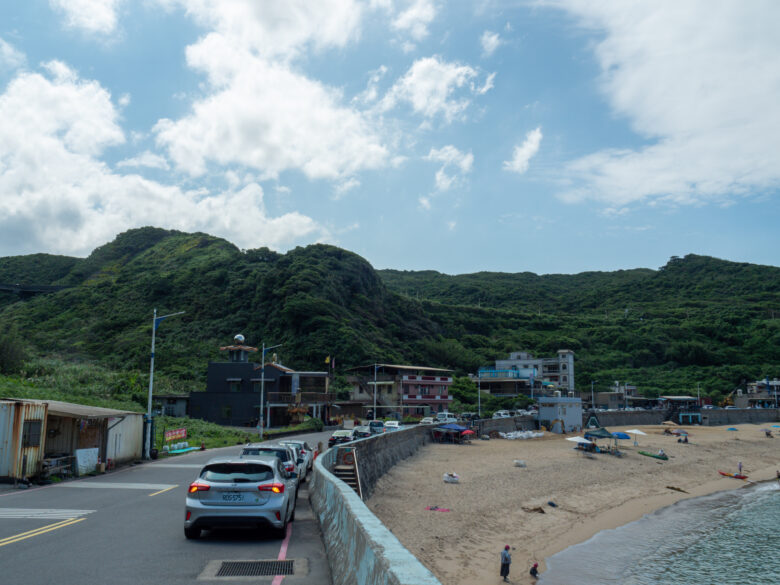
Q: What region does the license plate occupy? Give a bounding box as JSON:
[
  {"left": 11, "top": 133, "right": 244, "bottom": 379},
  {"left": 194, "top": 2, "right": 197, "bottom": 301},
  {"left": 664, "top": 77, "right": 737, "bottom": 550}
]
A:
[{"left": 221, "top": 492, "right": 243, "bottom": 502}]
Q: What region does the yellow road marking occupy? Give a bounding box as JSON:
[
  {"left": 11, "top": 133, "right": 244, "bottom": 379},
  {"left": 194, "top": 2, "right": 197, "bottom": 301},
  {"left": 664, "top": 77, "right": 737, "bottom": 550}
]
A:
[
  {"left": 0, "top": 517, "right": 85, "bottom": 547},
  {"left": 149, "top": 485, "right": 178, "bottom": 497}
]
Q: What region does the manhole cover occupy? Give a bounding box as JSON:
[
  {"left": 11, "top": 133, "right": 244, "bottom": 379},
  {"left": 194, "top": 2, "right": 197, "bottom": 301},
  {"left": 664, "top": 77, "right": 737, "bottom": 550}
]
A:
[{"left": 215, "top": 560, "right": 294, "bottom": 577}]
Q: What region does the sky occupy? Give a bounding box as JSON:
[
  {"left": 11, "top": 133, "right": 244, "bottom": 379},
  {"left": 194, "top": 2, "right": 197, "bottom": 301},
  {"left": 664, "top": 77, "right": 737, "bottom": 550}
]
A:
[{"left": 1, "top": 1, "right": 778, "bottom": 275}]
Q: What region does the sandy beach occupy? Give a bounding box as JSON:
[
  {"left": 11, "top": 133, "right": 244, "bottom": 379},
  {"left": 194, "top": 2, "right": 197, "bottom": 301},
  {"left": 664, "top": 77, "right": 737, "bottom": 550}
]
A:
[{"left": 366, "top": 423, "right": 780, "bottom": 584}]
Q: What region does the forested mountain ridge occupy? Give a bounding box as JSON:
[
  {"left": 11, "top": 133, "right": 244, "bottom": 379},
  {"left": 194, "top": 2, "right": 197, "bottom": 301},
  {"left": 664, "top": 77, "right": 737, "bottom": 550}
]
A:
[{"left": 1, "top": 227, "right": 778, "bottom": 403}]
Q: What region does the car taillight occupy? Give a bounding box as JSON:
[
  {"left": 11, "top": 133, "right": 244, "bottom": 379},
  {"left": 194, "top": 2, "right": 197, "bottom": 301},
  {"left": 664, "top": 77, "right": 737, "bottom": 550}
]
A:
[
  {"left": 284, "top": 463, "right": 294, "bottom": 472},
  {"left": 188, "top": 482, "right": 210, "bottom": 493},
  {"left": 259, "top": 483, "right": 285, "bottom": 494},
  {"left": 186, "top": 511, "right": 191, "bottom": 521}
]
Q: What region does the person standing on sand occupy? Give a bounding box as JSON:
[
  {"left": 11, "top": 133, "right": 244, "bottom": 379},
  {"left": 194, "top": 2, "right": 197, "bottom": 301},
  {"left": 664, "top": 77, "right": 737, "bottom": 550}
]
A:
[
  {"left": 738, "top": 461, "right": 743, "bottom": 475},
  {"left": 500, "top": 545, "right": 512, "bottom": 582}
]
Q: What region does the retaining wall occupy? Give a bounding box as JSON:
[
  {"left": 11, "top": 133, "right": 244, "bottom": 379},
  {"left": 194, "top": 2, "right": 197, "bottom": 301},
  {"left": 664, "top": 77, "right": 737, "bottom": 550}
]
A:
[
  {"left": 309, "top": 431, "right": 442, "bottom": 585},
  {"left": 583, "top": 410, "right": 666, "bottom": 428},
  {"left": 476, "top": 415, "right": 536, "bottom": 436},
  {"left": 701, "top": 408, "right": 778, "bottom": 426}
]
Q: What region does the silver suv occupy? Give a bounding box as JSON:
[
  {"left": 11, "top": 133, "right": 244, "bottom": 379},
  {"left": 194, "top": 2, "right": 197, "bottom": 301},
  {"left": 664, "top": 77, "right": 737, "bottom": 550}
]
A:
[{"left": 184, "top": 456, "right": 298, "bottom": 539}]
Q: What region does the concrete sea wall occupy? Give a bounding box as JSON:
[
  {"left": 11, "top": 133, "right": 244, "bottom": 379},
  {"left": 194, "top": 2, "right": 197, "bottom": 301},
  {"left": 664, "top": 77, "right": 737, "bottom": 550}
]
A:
[{"left": 309, "top": 426, "right": 442, "bottom": 585}]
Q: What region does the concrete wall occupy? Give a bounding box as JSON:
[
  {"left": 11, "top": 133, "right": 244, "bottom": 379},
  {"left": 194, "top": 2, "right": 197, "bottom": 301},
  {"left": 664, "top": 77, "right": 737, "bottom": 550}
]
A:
[
  {"left": 345, "top": 425, "right": 431, "bottom": 499},
  {"left": 583, "top": 410, "right": 666, "bottom": 428},
  {"left": 309, "top": 437, "right": 442, "bottom": 585},
  {"left": 701, "top": 408, "right": 778, "bottom": 426},
  {"left": 476, "top": 416, "right": 536, "bottom": 436}
]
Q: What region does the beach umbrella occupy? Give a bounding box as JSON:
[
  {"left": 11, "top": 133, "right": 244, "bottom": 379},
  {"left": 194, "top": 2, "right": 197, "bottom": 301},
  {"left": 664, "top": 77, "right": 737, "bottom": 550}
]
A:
[
  {"left": 625, "top": 428, "right": 647, "bottom": 446},
  {"left": 671, "top": 429, "right": 689, "bottom": 436},
  {"left": 566, "top": 436, "right": 592, "bottom": 444},
  {"left": 612, "top": 432, "right": 631, "bottom": 440},
  {"left": 461, "top": 429, "right": 475, "bottom": 435}
]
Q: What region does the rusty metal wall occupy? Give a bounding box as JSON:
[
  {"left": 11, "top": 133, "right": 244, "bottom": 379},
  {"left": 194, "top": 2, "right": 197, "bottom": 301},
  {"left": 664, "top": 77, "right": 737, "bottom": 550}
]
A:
[
  {"left": 0, "top": 401, "right": 48, "bottom": 479},
  {"left": 44, "top": 415, "right": 77, "bottom": 456},
  {"left": 106, "top": 415, "right": 143, "bottom": 463}
]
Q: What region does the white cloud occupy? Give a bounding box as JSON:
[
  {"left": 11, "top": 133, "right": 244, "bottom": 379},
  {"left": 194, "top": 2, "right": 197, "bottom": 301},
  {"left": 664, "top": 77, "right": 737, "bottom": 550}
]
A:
[
  {"left": 0, "top": 37, "right": 25, "bottom": 71},
  {"left": 159, "top": 0, "right": 364, "bottom": 61},
  {"left": 153, "top": 4, "right": 389, "bottom": 182},
  {"left": 392, "top": 0, "right": 437, "bottom": 42},
  {"left": 480, "top": 30, "right": 502, "bottom": 57},
  {"left": 334, "top": 177, "right": 361, "bottom": 198},
  {"left": 117, "top": 151, "right": 170, "bottom": 171},
  {"left": 0, "top": 65, "right": 325, "bottom": 256},
  {"left": 503, "top": 127, "right": 542, "bottom": 174},
  {"left": 353, "top": 65, "right": 388, "bottom": 105},
  {"left": 447, "top": 220, "right": 456, "bottom": 231},
  {"left": 425, "top": 144, "right": 473, "bottom": 195},
  {"left": 550, "top": 1, "right": 780, "bottom": 206},
  {"left": 381, "top": 56, "right": 492, "bottom": 122},
  {"left": 50, "top": 0, "right": 122, "bottom": 35}
]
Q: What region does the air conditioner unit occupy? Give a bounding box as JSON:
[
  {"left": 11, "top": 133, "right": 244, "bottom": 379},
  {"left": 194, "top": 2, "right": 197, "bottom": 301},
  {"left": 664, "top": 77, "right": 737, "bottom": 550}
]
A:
[
  {"left": 568, "top": 392, "right": 575, "bottom": 397},
  {"left": 554, "top": 390, "right": 561, "bottom": 397}
]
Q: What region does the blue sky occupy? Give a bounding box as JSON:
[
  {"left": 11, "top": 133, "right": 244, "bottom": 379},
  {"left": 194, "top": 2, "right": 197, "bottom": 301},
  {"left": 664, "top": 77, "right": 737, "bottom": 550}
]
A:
[{"left": 1, "top": 1, "right": 778, "bottom": 275}]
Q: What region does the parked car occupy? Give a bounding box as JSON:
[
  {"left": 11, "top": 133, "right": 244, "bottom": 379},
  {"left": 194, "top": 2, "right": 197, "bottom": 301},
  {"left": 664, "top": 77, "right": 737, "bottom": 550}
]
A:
[
  {"left": 725, "top": 406, "right": 738, "bottom": 410},
  {"left": 184, "top": 455, "right": 297, "bottom": 540},
  {"left": 435, "top": 412, "right": 458, "bottom": 424},
  {"left": 240, "top": 443, "right": 302, "bottom": 484},
  {"left": 492, "top": 410, "right": 511, "bottom": 419},
  {"left": 368, "top": 420, "right": 386, "bottom": 434},
  {"left": 384, "top": 421, "right": 401, "bottom": 431},
  {"left": 459, "top": 412, "right": 479, "bottom": 421},
  {"left": 276, "top": 441, "right": 308, "bottom": 482},
  {"left": 328, "top": 429, "right": 356, "bottom": 447},
  {"left": 353, "top": 425, "right": 372, "bottom": 438},
  {"left": 419, "top": 417, "right": 436, "bottom": 425},
  {"left": 279, "top": 439, "right": 315, "bottom": 473}
]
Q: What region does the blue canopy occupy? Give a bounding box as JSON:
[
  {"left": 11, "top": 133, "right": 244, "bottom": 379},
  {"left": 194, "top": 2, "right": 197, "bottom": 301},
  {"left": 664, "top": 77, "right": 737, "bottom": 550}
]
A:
[
  {"left": 437, "top": 423, "right": 468, "bottom": 431},
  {"left": 612, "top": 432, "right": 631, "bottom": 440},
  {"left": 727, "top": 427, "right": 738, "bottom": 431}
]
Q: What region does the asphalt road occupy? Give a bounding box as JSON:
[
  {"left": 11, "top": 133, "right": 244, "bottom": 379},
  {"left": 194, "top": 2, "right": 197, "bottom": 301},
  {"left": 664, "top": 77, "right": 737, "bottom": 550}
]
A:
[{"left": 0, "top": 430, "right": 334, "bottom": 585}]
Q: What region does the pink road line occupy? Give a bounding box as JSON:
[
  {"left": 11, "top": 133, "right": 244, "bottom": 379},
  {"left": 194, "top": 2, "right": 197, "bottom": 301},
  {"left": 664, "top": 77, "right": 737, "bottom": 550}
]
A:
[{"left": 271, "top": 521, "right": 293, "bottom": 585}]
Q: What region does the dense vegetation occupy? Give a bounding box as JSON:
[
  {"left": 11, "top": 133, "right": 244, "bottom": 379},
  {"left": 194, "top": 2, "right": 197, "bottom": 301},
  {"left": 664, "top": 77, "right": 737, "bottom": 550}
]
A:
[{"left": 1, "top": 227, "right": 778, "bottom": 409}]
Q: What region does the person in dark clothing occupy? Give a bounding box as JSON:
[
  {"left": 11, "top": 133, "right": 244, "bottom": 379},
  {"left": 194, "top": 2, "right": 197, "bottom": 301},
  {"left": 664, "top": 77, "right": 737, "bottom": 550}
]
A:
[
  {"left": 500, "top": 545, "right": 512, "bottom": 582},
  {"left": 530, "top": 562, "right": 539, "bottom": 578}
]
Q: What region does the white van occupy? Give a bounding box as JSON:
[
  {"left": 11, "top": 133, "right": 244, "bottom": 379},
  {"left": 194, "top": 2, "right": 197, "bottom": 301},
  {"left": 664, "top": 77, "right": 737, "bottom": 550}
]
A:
[{"left": 435, "top": 412, "right": 458, "bottom": 424}]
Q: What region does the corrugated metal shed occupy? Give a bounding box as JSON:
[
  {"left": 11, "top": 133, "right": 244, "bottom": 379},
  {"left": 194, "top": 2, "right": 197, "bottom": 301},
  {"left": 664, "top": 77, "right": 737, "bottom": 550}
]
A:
[
  {"left": 6, "top": 398, "right": 138, "bottom": 419},
  {"left": 106, "top": 415, "right": 144, "bottom": 463},
  {"left": 0, "top": 400, "right": 49, "bottom": 480}
]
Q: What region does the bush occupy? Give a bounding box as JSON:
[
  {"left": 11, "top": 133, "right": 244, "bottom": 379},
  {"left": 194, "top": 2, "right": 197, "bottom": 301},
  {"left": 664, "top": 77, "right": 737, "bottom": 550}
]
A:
[{"left": 0, "top": 329, "right": 26, "bottom": 375}]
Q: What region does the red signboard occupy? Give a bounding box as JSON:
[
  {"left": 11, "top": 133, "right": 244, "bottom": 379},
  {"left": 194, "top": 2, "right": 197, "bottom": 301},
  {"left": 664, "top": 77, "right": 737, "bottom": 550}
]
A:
[{"left": 165, "top": 428, "right": 187, "bottom": 441}]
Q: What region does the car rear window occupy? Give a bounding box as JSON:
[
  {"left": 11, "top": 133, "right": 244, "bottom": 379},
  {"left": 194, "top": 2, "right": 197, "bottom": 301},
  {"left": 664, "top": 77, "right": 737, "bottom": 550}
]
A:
[{"left": 201, "top": 463, "right": 274, "bottom": 483}]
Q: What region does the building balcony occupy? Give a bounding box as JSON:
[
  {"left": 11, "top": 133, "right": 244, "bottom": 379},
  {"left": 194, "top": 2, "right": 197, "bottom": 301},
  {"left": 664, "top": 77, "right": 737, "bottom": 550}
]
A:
[
  {"left": 265, "top": 392, "right": 336, "bottom": 404},
  {"left": 402, "top": 394, "right": 452, "bottom": 403},
  {"left": 402, "top": 375, "right": 453, "bottom": 383}
]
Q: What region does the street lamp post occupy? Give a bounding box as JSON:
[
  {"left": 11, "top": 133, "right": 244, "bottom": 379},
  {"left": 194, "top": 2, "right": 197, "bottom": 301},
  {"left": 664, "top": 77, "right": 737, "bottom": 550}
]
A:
[
  {"left": 591, "top": 380, "right": 597, "bottom": 410},
  {"left": 477, "top": 372, "right": 482, "bottom": 419},
  {"left": 145, "top": 309, "right": 184, "bottom": 459},
  {"left": 259, "top": 342, "right": 282, "bottom": 440}
]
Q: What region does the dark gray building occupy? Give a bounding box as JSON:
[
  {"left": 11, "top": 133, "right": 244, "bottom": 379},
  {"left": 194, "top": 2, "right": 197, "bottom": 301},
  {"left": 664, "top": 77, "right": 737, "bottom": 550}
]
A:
[{"left": 189, "top": 336, "right": 333, "bottom": 428}]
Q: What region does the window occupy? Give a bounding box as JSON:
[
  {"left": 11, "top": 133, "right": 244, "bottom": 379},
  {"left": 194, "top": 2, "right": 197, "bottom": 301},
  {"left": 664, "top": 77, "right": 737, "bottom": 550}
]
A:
[
  {"left": 252, "top": 381, "right": 261, "bottom": 393},
  {"left": 164, "top": 406, "right": 176, "bottom": 416},
  {"left": 23, "top": 420, "right": 42, "bottom": 448},
  {"left": 562, "top": 364, "right": 567, "bottom": 371},
  {"left": 228, "top": 381, "right": 241, "bottom": 393}
]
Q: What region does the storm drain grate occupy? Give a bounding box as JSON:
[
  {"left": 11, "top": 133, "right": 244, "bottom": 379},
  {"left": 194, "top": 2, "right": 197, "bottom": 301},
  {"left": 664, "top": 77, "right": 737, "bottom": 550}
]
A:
[{"left": 216, "top": 560, "right": 295, "bottom": 577}]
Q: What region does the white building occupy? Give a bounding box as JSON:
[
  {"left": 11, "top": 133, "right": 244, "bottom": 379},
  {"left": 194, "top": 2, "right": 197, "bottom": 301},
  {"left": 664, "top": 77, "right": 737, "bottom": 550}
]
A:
[
  {"left": 493, "top": 350, "right": 575, "bottom": 392},
  {"left": 537, "top": 395, "right": 582, "bottom": 433}
]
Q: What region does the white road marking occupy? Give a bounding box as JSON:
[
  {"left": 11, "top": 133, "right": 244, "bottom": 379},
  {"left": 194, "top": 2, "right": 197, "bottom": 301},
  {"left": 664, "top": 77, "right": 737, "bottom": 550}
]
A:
[
  {"left": 59, "top": 482, "right": 177, "bottom": 490},
  {"left": 0, "top": 508, "right": 95, "bottom": 519}
]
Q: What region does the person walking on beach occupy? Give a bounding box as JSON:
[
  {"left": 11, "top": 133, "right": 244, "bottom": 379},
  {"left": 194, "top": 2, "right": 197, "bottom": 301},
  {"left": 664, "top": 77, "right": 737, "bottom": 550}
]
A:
[
  {"left": 500, "top": 545, "right": 512, "bottom": 582},
  {"left": 738, "top": 461, "right": 743, "bottom": 475}
]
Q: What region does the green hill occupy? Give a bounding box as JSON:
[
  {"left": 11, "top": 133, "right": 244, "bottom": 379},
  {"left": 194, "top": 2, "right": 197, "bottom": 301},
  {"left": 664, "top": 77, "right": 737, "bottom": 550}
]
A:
[{"left": 1, "top": 228, "right": 778, "bottom": 406}]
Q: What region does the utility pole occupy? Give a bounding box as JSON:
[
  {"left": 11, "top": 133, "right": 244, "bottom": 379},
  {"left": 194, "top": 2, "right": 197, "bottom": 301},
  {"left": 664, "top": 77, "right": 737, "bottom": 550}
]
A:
[
  {"left": 259, "top": 342, "right": 282, "bottom": 440},
  {"left": 373, "top": 363, "right": 378, "bottom": 420},
  {"left": 145, "top": 309, "right": 184, "bottom": 459},
  {"left": 591, "top": 380, "right": 597, "bottom": 410},
  {"left": 697, "top": 382, "right": 701, "bottom": 407},
  {"left": 477, "top": 372, "right": 482, "bottom": 419}
]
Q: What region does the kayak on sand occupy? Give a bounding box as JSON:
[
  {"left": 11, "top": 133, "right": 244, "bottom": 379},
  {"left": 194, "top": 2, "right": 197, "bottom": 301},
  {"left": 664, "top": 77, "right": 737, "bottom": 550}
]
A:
[
  {"left": 718, "top": 470, "right": 748, "bottom": 480},
  {"left": 638, "top": 450, "right": 669, "bottom": 461}
]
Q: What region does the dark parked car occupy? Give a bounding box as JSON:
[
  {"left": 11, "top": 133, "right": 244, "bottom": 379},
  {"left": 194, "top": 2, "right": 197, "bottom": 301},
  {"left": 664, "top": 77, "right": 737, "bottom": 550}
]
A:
[
  {"left": 328, "top": 429, "right": 355, "bottom": 448},
  {"left": 353, "top": 426, "right": 372, "bottom": 438}
]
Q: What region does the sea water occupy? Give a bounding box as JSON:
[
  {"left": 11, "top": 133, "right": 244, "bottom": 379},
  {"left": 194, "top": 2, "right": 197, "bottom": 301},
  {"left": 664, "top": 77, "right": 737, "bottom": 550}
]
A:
[{"left": 539, "top": 481, "right": 780, "bottom": 585}]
